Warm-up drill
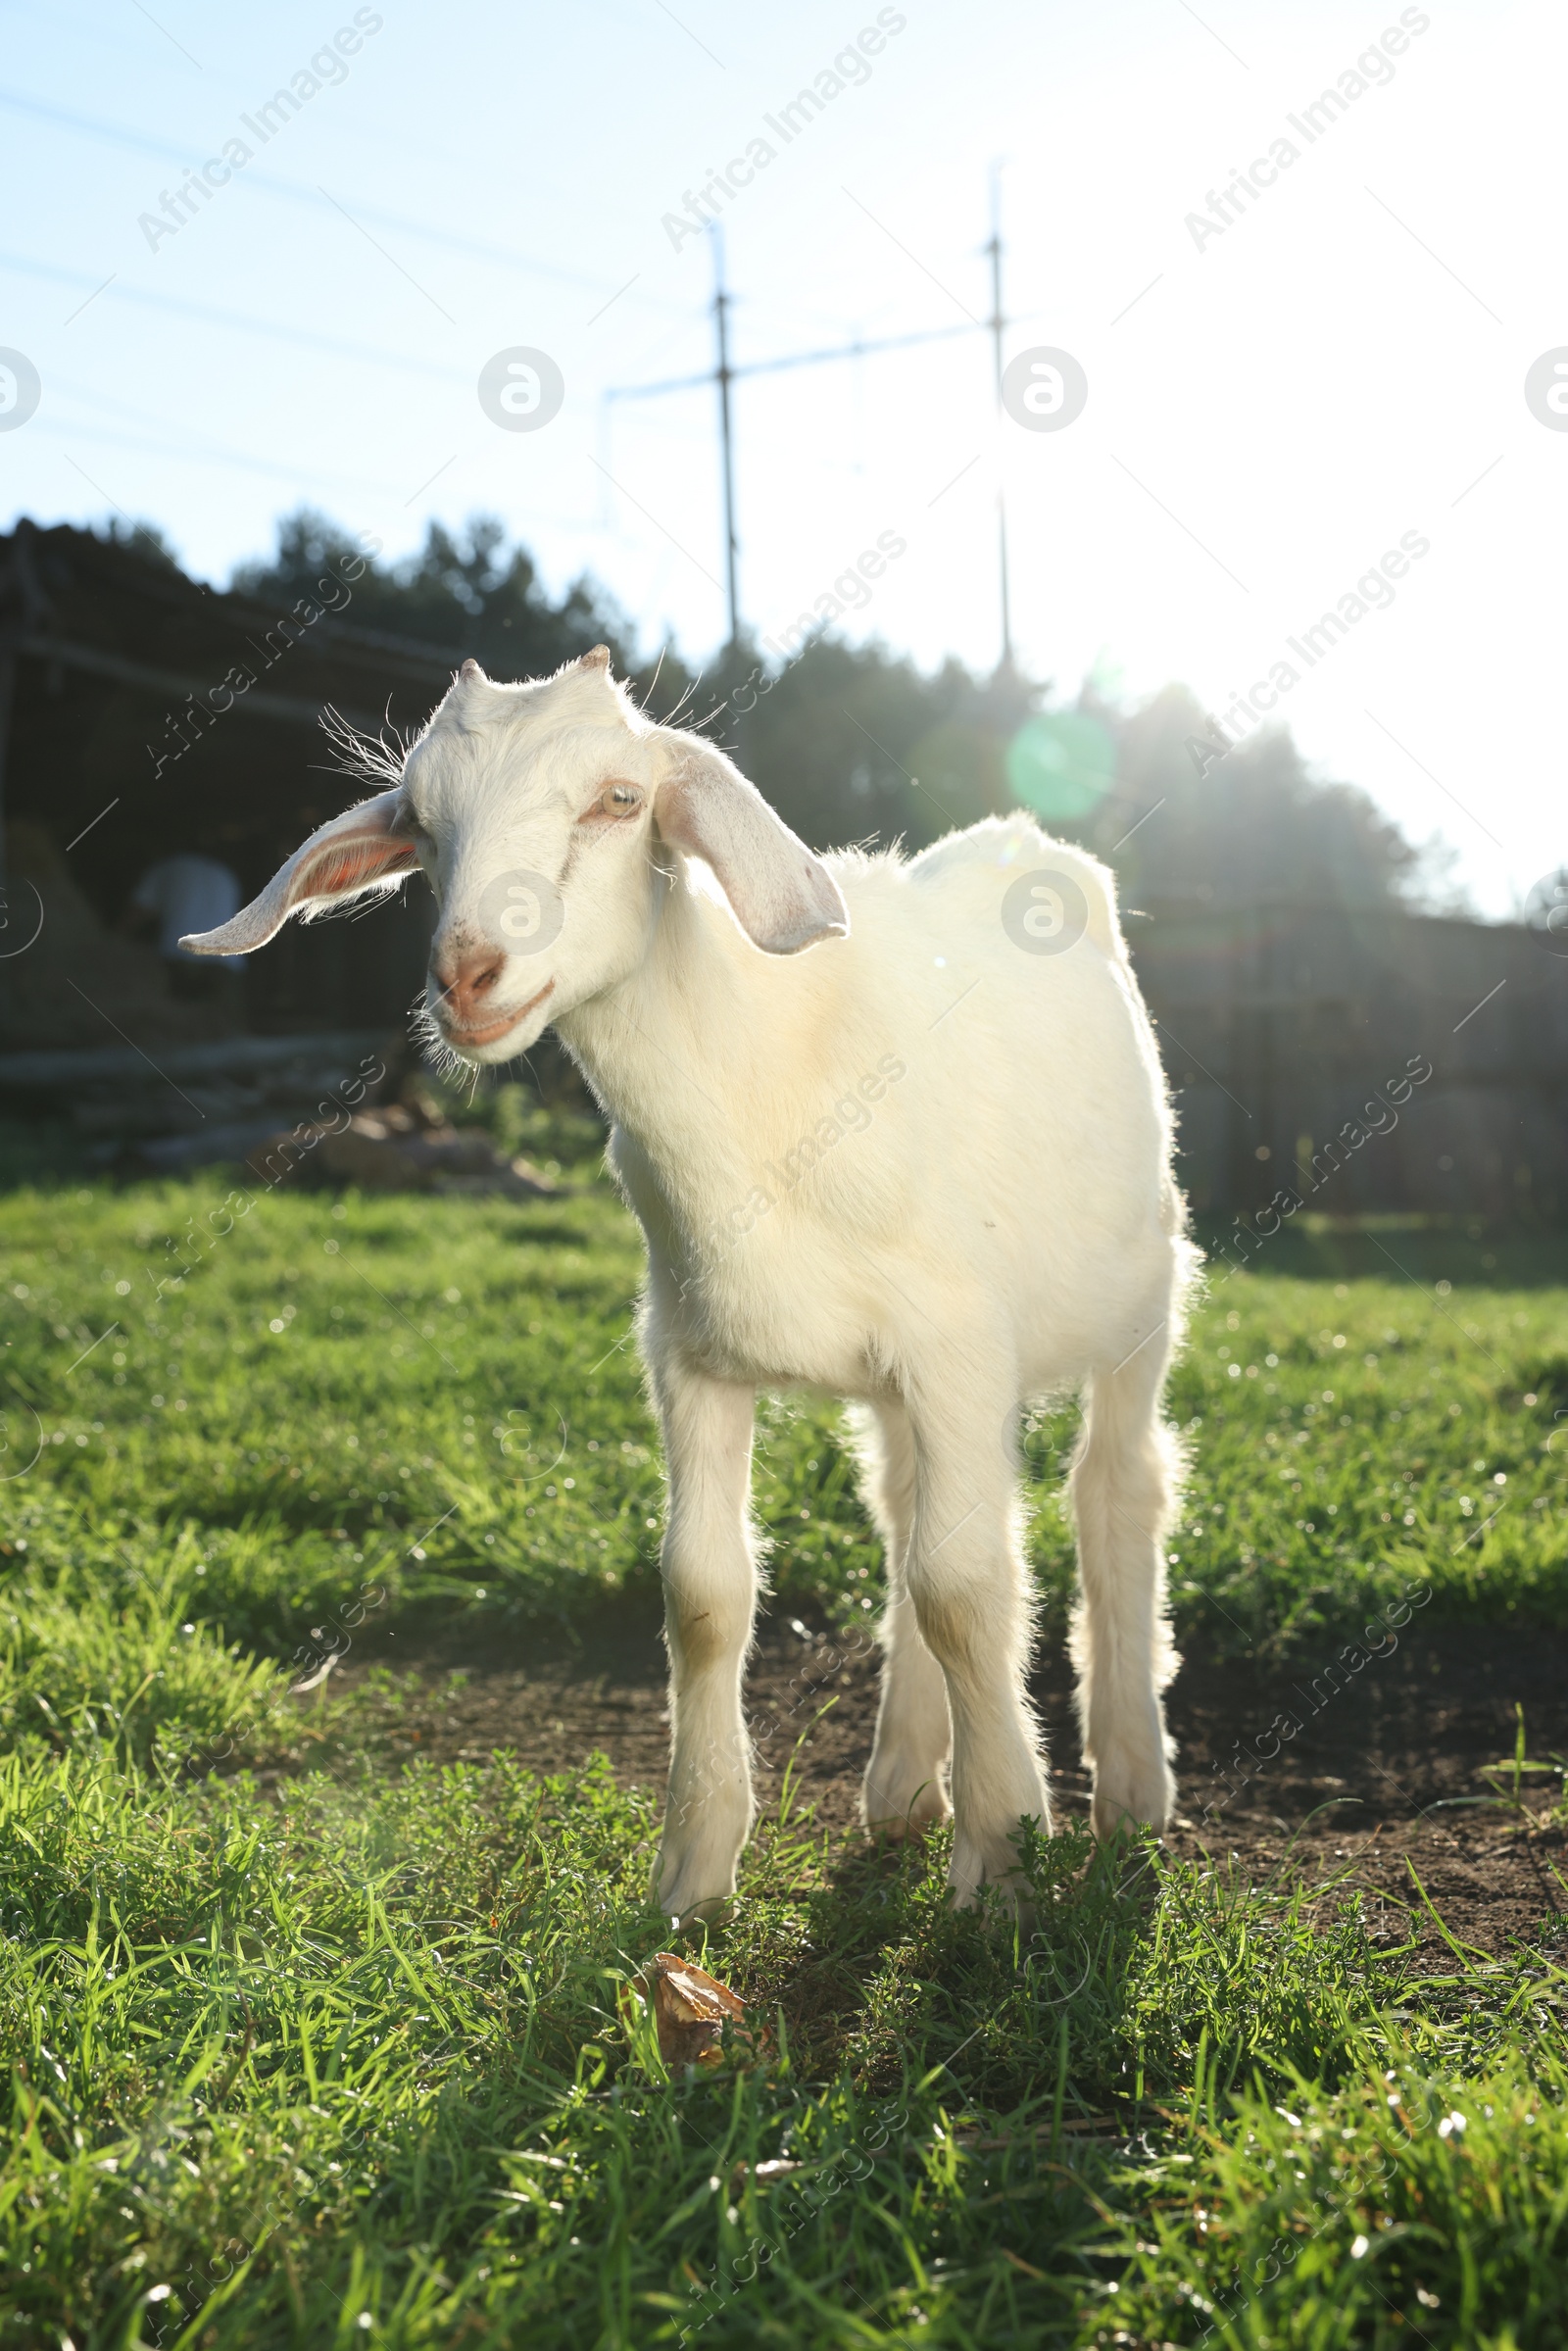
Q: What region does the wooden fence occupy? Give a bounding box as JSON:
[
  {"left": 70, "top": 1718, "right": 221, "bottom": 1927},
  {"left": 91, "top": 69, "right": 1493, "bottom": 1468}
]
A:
[
  {"left": 2, "top": 522, "right": 1562, "bottom": 1216},
  {"left": 1132, "top": 896, "right": 1568, "bottom": 1219}
]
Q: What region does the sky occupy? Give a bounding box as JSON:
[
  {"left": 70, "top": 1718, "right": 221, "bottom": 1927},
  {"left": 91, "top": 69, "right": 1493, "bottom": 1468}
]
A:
[{"left": 0, "top": 0, "right": 1562, "bottom": 916}]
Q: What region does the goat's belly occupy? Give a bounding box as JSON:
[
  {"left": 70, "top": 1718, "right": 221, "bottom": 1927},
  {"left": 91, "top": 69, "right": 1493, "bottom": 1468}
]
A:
[{"left": 698, "top": 1218, "right": 1175, "bottom": 1399}]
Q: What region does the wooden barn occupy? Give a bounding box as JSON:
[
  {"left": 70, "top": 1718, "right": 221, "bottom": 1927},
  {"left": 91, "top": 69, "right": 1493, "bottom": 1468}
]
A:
[{"left": 0, "top": 517, "right": 449, "bottom": 1053}]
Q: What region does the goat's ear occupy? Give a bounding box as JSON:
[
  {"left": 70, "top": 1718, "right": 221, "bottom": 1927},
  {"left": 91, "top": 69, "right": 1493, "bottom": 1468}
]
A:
[
  {"left": 179, "top": 787, "right": 416, "bottom": 955},
  {"left": 653, "top": 735, "right": 849, "bottom": 955}
]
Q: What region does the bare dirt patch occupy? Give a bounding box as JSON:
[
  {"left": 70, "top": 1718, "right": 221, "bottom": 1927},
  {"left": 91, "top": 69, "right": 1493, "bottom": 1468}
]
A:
[{"left": 302, "top": 1604, "right": 1568, "bottom": 1960}]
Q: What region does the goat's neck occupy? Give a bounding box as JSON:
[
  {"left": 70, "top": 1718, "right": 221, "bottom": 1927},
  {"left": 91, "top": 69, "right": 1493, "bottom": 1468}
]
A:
[{"left": 555, "top": 877, "right": 758, "bottom": 1177}]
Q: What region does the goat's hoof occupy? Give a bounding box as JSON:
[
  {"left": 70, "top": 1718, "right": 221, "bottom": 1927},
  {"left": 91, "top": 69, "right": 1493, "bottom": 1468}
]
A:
[
  {"left": 654, "top": 1893, "right": 732, "bottom": 1932},
  {"left": 1090, "top": 1758, "right": 1174, "bottom": 1843},
  {"left": 946, "top": 1861, "right": 1037, "bottom": 1945},
  {"left": 665, "top": 1899, "right": 731, "bottom": 1934}
]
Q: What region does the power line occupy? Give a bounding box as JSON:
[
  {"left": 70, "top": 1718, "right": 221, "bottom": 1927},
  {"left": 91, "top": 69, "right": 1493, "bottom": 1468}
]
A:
[
  {"left": 608, "top": 318, "right": 981, "bottom": 401},
  {"left": 37, "top": 369, "right": 414, "bottom": 495},
  {"left": 0, "top": 248, "right": 468, "bottom": 382},
  {"left": 0, "top": 86, "right": 676, "bottom": 310},
  {"left": 23, "top": 412, "right": 407, "bottom": 500}
]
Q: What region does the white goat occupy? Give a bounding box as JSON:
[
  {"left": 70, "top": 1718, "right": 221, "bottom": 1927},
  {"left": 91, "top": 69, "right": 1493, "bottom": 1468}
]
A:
[{"left": 187, "top": 649, "right": 1194, "bottom": 1918}]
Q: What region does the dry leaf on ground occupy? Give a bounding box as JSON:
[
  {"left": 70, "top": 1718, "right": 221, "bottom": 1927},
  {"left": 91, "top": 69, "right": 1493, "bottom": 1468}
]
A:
[{"left": 624, "top": 1952, "right": 764, "bottom": 2068}]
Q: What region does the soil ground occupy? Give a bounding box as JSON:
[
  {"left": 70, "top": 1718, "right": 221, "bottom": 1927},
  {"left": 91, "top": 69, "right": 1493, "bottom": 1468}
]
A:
[{"left": 299, "top": 1604, "right": 1568, "bottom": 1963}]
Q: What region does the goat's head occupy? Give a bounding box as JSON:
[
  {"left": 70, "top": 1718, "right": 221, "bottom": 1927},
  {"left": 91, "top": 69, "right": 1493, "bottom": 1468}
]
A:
[{"left": 180, "top": 647, "right": 849, "bottom": 1062}]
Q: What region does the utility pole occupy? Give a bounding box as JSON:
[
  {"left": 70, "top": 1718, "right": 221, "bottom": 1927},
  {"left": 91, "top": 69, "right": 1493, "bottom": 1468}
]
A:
[
  {"left": 985, "top": 164, "right": 1012, "bottom": 674},
  {"left": 710, "top": 225, "right": 741, "bottom": 655},
  {"left": 607, "top": 189, "right": 1012, "bottom": 651}
]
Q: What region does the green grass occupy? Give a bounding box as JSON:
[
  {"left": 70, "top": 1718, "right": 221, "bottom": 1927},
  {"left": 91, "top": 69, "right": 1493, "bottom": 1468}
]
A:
[{"left": 0, "top": 1172, "right": 1564, "bottom": 2346}]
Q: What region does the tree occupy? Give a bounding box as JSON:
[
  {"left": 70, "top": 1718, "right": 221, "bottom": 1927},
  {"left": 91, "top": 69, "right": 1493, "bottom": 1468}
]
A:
[
  {"left": 697, "top": 637, "right": 1041, "bottom": 855},
  {"left": 231, "top": 511, "right": 674, "bottom": 696},
  {"left": 231, "top": 514, "right": 1430, "bottom": 913},
  {"left": 1083, "top": 686, "right": 1426, "bottom": 911}
]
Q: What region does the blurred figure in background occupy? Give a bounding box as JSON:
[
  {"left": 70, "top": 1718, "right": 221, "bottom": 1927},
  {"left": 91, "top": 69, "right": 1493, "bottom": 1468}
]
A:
[{"left": 124, "top": 848, "right": 246, "bottom": 1004}]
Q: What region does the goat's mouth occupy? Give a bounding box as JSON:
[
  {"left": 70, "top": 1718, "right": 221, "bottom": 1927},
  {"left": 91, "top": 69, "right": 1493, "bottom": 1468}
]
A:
[{"left": 435, "top": 978, "right": 555, "bottom": 1052}]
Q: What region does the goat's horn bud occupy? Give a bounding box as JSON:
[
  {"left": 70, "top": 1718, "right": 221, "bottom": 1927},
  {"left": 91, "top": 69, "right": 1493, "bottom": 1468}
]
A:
[
  {"left": 579, "top": 644, "right": 612, "bottom": 671},
  {"left": 459, "top": 657, "right": 486, "bottom": 683}
]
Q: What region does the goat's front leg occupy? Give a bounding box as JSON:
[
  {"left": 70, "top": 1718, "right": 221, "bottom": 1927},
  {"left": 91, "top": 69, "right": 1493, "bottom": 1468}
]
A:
[
  {"left": 651, "top": 1359, "right": 760, "bottom": 1921},
  {"left": 903, "top": 1378, "right": 1051, "bottom": 1910}
]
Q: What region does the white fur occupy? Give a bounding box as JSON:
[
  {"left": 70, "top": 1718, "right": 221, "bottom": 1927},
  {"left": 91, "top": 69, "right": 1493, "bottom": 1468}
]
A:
[{"left": 190, "top": 654, "right": 1196, "bottom": 1916}]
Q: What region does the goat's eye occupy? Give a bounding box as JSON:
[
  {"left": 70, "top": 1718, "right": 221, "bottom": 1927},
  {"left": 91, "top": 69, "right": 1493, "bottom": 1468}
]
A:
[{"left": 592, "top": 782, "right": 642, "bottom": 819}]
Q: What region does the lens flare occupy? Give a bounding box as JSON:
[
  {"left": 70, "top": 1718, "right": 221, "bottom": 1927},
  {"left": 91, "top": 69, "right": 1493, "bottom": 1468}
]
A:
[{"left": 1005, "top": 711, "right": 1115, "bottom": 822}]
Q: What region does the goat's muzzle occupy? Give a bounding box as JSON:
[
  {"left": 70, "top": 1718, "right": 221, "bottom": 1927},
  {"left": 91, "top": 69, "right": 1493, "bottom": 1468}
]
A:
[{"left": 431, "top": 948, "right": 553, "bottom": 1049}]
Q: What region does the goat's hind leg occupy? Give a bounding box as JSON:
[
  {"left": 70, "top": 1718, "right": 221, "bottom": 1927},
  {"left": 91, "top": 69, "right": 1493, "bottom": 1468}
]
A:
[
  {"left": 902, "top": 1377, "right": 1051, "bottom": 1907},
  {"left": 1070, "top": 1319, "right": 1182, "bottom": 1840},
  {"left": 857, "top": 1400, "right": 953, "bottom": 1838},
  {"left": 650, "top": 1358, "right": 760, "bottom": 1920}
]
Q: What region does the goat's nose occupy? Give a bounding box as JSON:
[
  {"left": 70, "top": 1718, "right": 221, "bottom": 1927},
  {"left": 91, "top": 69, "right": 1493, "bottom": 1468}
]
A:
[{"left": 434, "top": 945, "right": 505, "bottom": 1024}]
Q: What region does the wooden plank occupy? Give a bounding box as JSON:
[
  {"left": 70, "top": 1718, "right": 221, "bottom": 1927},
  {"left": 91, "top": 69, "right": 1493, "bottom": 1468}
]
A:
[{"left": 0, "top": 1027, "right": 390, "bottom": 1091}]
